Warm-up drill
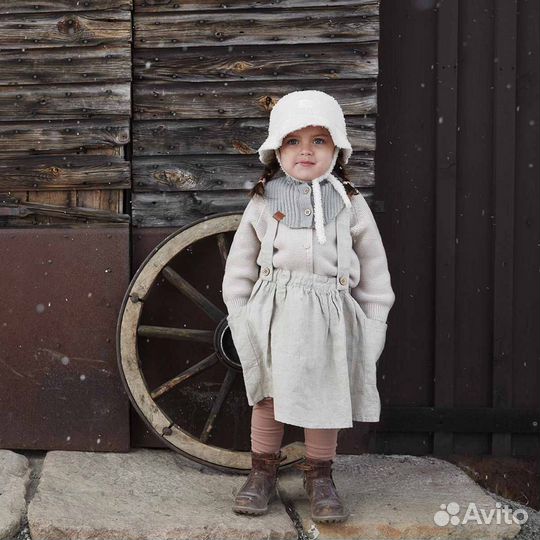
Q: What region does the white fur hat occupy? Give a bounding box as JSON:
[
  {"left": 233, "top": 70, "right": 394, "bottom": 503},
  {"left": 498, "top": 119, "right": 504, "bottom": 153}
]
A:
[{"left": 258, "top": 90, "right": 353, "bottom": 165}]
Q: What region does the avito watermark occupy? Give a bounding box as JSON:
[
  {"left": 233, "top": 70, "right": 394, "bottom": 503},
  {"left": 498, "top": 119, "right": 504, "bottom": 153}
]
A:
[{"left": 434, "top": 501, "right": 528, "bottom": 526}]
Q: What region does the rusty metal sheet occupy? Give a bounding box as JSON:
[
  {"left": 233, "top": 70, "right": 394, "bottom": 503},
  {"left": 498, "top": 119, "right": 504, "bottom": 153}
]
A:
[{"left": 0, "top": 225, "right": 130, "bottom": 451}]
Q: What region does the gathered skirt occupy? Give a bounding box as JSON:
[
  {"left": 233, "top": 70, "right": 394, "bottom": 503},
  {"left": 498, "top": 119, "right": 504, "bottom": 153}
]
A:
[{"left": 227, "top": 267, "right": 387, "bottom": 428}]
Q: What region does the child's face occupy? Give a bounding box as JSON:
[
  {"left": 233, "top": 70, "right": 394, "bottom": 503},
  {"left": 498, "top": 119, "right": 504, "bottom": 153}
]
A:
[{"left": 278, "top": 125, "right": 336, "bottom": 182}]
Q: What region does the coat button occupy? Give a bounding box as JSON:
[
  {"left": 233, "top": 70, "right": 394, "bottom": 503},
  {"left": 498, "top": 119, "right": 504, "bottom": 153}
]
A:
[
  {"left": 303, "top": 187, "right": 310, "bottom": 194},
  {"left": 304, "top": 208, "right": 312, "bottom": 216},
  {"left": 262, "top": 267, "right": 270, "bottom": 276},
  {"left": 339, "top": 276, "right": 347, "bottom": 285}
]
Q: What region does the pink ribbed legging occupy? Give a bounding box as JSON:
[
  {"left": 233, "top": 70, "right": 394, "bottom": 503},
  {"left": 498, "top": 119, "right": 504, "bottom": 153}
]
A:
[{"left": 251, "top": 398, "right": 339, "bottom": 460}]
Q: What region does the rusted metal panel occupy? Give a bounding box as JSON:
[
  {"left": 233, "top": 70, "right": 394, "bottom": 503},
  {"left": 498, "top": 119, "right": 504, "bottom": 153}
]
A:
[{"left": 0, "top": 226, "right": 130, "bottom": 451}]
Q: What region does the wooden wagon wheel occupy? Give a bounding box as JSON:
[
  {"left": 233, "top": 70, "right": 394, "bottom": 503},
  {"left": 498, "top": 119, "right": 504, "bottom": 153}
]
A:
[{"left": 116, "top": 211, "right": 305, "bottom": 474}]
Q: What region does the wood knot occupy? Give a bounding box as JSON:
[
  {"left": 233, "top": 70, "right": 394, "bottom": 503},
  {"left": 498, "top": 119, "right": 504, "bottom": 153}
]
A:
[
  {"left": 57, "top": 15, "right": 83, "bottom": 36},
  {"left": 258, "top": 95, "right": 279, "bottom": 113},
  {"left": 41, "top": 166, "right": 60, "bottom": 178},
  {"left": 155, "top": 169, "right": 197, "bottom": 189},
  {"left": 231, "top": 60, "right": 253, "bottom": 73},
  {"left": 232, "top": 140, "right": 255, "bottom": 154}
]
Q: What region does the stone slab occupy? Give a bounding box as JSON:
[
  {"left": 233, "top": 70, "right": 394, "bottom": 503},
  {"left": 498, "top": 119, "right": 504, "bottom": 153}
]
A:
[
  {"left": 27, "top": 448, "right": 296, "bottom": 540},
  {"left": 0, "top": 450, "right": 31, "bottom": 540},
  {"left": 277, "top": 454, "right": 522, "bottom": 540}
]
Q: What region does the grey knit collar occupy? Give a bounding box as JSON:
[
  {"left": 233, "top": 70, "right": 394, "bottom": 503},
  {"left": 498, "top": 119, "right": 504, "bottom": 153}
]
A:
[
  {"left": 263, "top": 174, "right": 345, "bottom": 230},
  {"left": 284, "top": 174, "right": 329, "bottom": 187}
]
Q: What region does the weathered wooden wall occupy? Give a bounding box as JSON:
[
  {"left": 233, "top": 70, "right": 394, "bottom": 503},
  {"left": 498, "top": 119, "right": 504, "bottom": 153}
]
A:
[
  {"left": 131, "top": 0, "right": 379, "bottom": 228},
  {"left": 0, "top": 0, "right": 132, "bottom": 225},
  {"left": 0, "top": 0, "right": 133, "bottom": 451}
]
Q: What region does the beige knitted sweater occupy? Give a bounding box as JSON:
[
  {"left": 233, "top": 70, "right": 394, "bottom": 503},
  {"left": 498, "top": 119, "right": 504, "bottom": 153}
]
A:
[{"left": 222, "top": 178, "right": 396, "bottom": 323}]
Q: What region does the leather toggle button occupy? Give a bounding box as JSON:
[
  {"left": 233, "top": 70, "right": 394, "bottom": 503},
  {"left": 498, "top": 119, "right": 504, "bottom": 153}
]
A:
[
  {"left": 339, "top": 276, "right": 347, "bottom": 285},
  {"left": 304, "top": 208, "right": 312, "bottom": 216},
  {"left": 273, "top": 211, "right": 285, "bottom": 221},
  {"left": 262, "top": 267, "right": 270, "bottom": 276}
]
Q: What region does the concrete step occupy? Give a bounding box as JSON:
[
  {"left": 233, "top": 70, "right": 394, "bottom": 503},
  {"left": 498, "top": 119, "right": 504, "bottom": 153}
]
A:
[
  {"left": 0, "top": 451, "right": 30, "bottom": 539},
  {"left": 27, "top": 448, "right": 295, "bottom": 540},
  {"left": 278, "top": 454, "right": 524, "bottom": 540},
  {"left": 2, "top": 448, "right": 532, "bottom": 540}
]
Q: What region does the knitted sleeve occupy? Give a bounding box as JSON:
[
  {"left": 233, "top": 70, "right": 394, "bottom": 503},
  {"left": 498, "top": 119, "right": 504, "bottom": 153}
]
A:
[
  {"left": 349, "top": 193, "right": 396, "bottom": 323},
  {"left": 221, "top": 195, "right": 265, "bottom": 316}
]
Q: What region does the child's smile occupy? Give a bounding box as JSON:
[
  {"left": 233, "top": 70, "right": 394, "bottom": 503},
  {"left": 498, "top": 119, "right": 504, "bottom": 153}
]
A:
[{"left": 278, "top": 125, "right": 336, "bottom": 182}]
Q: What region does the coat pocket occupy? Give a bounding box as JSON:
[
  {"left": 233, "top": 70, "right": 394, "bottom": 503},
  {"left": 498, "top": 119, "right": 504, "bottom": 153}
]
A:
[
  {"left": 227, "top": 304, "right": 259, "bottom": 369},
  {"left": 227, "top": 304, "right": 263, "bottom": 406},
  {"left": 360, "top": 316, "right": 387, "bottom": 386}
]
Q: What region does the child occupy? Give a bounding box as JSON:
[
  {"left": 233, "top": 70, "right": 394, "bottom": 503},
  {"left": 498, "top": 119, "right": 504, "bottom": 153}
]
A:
[{"left": 221, "top": 90, "right": 395, "bottom": 523}]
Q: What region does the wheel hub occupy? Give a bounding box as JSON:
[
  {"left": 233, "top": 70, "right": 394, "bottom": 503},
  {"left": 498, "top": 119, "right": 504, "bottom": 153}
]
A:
[{"left": 214, "top": 317, "right": 243, "bottom": 371}]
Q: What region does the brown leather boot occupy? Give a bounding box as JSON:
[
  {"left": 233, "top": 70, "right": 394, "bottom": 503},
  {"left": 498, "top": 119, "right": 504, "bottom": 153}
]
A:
[
  {"left": 232, "top": 450, "right": 284, "bottom": 515},
  {"left": 295, "top": 457, "right": 349, "bottom": 523}
]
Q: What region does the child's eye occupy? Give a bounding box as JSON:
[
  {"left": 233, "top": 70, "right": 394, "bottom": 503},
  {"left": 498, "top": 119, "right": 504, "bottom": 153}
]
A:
[
  {"left": 286, "top": 138, "right": 298, "bottom": 145},
  {"left": 314, "top": 138, "right": 326, "bottom": 144}
]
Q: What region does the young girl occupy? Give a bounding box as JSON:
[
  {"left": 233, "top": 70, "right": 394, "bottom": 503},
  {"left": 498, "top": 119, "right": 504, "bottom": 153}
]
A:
[{"left": 222, "top": 90, "right": 395, "bottom": 523}]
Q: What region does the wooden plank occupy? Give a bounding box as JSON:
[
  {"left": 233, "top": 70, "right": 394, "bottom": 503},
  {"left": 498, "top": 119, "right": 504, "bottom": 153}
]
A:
[
  {"left": 132, "top": 188, "right": 376, "bottom": 227},
  {"left": 0, "top": 220, "right": 128, "bottom": 228},
  {"left": 0, "top": 199, "right": 130, "bottom": 222},
  {"left": 0, "top": 1, "right": 132, "bottom": 13},
  {"left": 134, "top": 80, "right": 377, "bottom": 119},
  {"left": 0, "top": 119, "right": 130, "bottom": 154},
  {"left": 0, "top": 156, "right": 130, "bottom": 190},
  {"left": 491, "top": 0, "right": 517, "bottom": 457},
  {"left": 24, "top": 186, "right": 69, "bottom": 225},
  {"left": 132, "top": 154, "right": 373, "bottom": 192},
  {"left": 453, "top": 0, "right": 495, "bottom": 453},
  {"left": 377, "top": 407, "right": 540, "bottom": 434},
  {"left": 512, "top": 0, "right": 540, "bottom": 457},
  {"left": 75, "top": 147, "right": 125, "bottom": 216},
  {"left": 0, "top": 83, "right": 131, "bottom": 120},
  {"left": 0, "top": 46, "right": 131, "bottom": 86},
  {"left": 134, "top": 7, "right": 379, "bottom": 48},
  {"left": 434, "top": 0, "right": 458, "bottom": 456},
  {"left": 75, "top": 189, "right": 124, "bottom": 212},
  {"left": 0, "top": 11, "right": 131, "bottom": 49},
  {"left": 135, "top": 0, "right": 378, "bottom": 12},
  {"left": 134, "top": 42, "right": 378, "bottom": 82},
  {"left": 133, "top": 116, "right": 375, "bottom": 156}
]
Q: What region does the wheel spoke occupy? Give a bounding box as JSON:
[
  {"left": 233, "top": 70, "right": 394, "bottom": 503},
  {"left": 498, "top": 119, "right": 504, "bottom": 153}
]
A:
[
  {"left": 150, "top": 352, "right": 218, "bottom": 400},
  {"left": 138, "top": 325, "right": 214, "bottom": 344},
  {"left": 162, "top": 265, "right": 225, "bottom": 323},
  {"left": 199, "top": 368, "right": 237, "bottom": 443}
]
